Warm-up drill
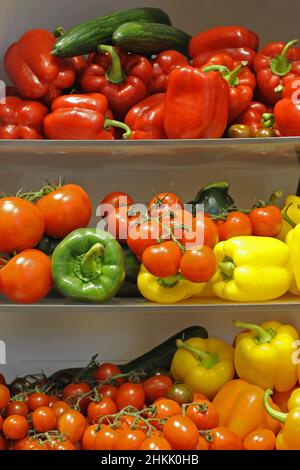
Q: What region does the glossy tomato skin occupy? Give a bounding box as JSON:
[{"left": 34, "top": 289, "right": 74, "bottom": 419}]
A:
[
  {"left": 6, "top": 400, "right": 28, "bottom": 418},
  {"left": 197, "top": 436, "right": 209, "bottom": 450},
  {"left": 148, "top": 193, "right": 183, "bottom": 212},
  {"left": 127, "top": 221, "right": 168, "bottom": 260},
  {"left": 62, "top": 382, "right": 91, "bottom": 412},
  {"left": 28, "top": 392, "right": 50, "bottom": 411},
  {"left": 101, "top": 192, "right": 134, "bottom": 209},
  {"left": 243, "top": 429, "right": 276, "bottom": 450},
  {"left": 94, "top": 425, "right": 119, "bottom": 451},
  {"left": 51, "top": 401, "right": 69, "bottom": 419},
  {"left": 82, "top": 424, "right": 98, "bottom": 450},
  {"left": 58, "top": 410, "right": 86, "bottom": 443},
  {"left": 0, "top": 250, "right": 53, "bottom": 303},
  {"left": 140, "top": 435, "right": 172, "bottom": 450},
  {"left": 180, "top": 246, "right": 217, "bottom": 283},
  {"left": 87, "top": 397, "right": 118, "bottom": 423},
  {"left": 115, "top": 383, "right": 146, "bottom": 411},
  {"left": 2, "top": 415, "right": 29, "bottom": 440},
  {"left": 209, "top": 427, "right": 244, "bottom": 450},
  {"left": 0, "top": 198, "right": 45, "bottom": 253},
  {"left": 0, "top": 385, "right": 11, "bottom": 410},
  {"left": 217, "top": 212, "right": 252, "bottom": 240},
  {"left": 115, "top": 429, "right": 146, "bottom": 450},
  {"left": 32, "top": 406, "right": 56, "bottom": 432},
  {"left": 97, "top": 385, "right": 118, "bottom": 401},
  {"left": 142, "top": 241, "right": 182, "bottom": 278},
  {"left": 154, "top": 399, "right": 182, "bottom": 420},
  {"left": 36, "top": 185, "right": 92, "bottom": 239},
  {"left": 53, "top": 440, "right": 76, "bottom": 451},
  {"left": 249, "top": 206, "right": 283, "bottom": 237},
  {"left": 143, "top": 375, "right": 173, "bottom": 404},
  {"left": 106, "top": 205, "right": 137, "bottom": 242},
  {"left": 167, "top": 384, "right": 194, "bottom": 406},
  {"left": 94, "top": 363, "right": 124, "bottom": 385},
  {"left": 163, "top": 415, "right": 199, "bottom": 450},
  {"left": 181, "top": 216, "right": 219, "bottom": 249},
  {"left": 186, "top": 400, "right": 219, "bottom": 430}
]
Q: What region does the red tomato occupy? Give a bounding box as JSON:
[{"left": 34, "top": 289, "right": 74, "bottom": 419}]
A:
[
  {"left": 243, "top": 429, "right": 276, "bottom": 450},
  {"left": 148, "top": 193, "right": 183, "bottom": 213},
  {"left": 51, "top": 401, "right": 69, "bottom": 419},
  {"left": 140, "top": 435, "right": 172, "bottom": 450},
  {"left": 0, "top": 385, "right": 10, "bottom": 410},
  {"left": 28, "top": 392, "right": 50, "bottom": 411},
  {"left": 36, "top": 184, "right": 92, "bottom": 239},
  {"left": 0, "top": 250, "right": 53, "bottom": 303},
  {"left": 180, "top": 246, "right": 217, "bottom": 283},
  {"left": 97, "top": 385, "right": 118, "bottom": 401},
  {"left": 106, "top": 205, "right": 137, "bottom": 242},
  {"left": 87, "top": 397, "right": 118, "bottom": 423},
  {"left": 142, "top": 241, "right": 182, "bottom": 278},
  {"left": 57, "top": 410, "right": 86, "bottom": 443},
  {"left": 94, "top": 363, "right": 124, "bottom": 385},
  {"left": 197, "top": 436, "right": 210, "bottom": 450},
  {"left": 127, "top": 220, "right": 167, "bottom": 260},
  {"left": 217, "top": 212, "right": 252, "bottom": 240},
  {"left": 48, "top": 395, "right": 59, "bottom": 407},
  {"left": 82, "top": 424, "right": 98, "bottom": 450},
  {"left": 0, "top": 433, "right": 8, "bottom": 450},
  {"left": 2, "top": 415, "right": 29, "bottom": 440},
  {"left": 115, "top": 428, "right": 146, "bottom": 450},
  {"left": 94, "top": 425, "right": 119, "bottom": 450},
  {"left": 209, "top": 427, "right": 244, "bottom": 450},
  {"left": 115, "top": 383, "right": 145, "bottom": 411},
  {"left": 32, "top": 406, "right": 56, "bottom": 432},
  {"left": 0, "top": 415, "right": 3, "bottom": 431},
  {"left": 101, "top": 192, "right": 134, "bottom": 208},
  {"left": 6, "top": 400, "right": 28, "bottom": 418},
  {"left": 0, "top": 197, "right": 45, "bottom": 253},
  {"left": 186, "top": 400, "right": 219, "bottom": 430},
  {"left": 143, "top": 375, "right": 173, "bottom": 404},
  {"left": 52, "top": 440, "right": 76, "bottom": 451},
  {"left": 181, "top": 216, "right": 219, "bottom": 248},
  {"left": 163, "top": 415, "right": 199, "bottom": 450},
  {"left": 62, "top": 382, "right": 91, "bottom": 412},
  {"left": 249, "top": 205, "right": 283, "bottom": 237},
  {"left": 154, "top": 399, "right": 182, "bottom": 420}
]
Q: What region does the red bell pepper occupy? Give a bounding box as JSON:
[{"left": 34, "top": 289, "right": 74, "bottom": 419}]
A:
[
  {"left": 234, "top": 101, "right": 275, "bottom": 134},
  {"left": 163, "top": 66, "right": 229, "bottom": 139},
  {"left": 151, "top": 50, "right": 189, "bottom": 93},
  {"left": 80, "top": 46, "right": 153, "bottom": 119},
  {"left": 274, "top": 77, "right": 300, "bottom": 136},
  {"left": 0, "top": 96, "right": 48, "bottom": 139},
  {"left": 190, "top": 26, "right": 259, "bottom": 68},
  {"left": 44, "top": 93, "right": 131, "bottom": 140},
  {"left": 254, "top": 40, "right": 300, "bottom": 105},
  {"left": 125, "top": 93, "right": 166, "bottom": 139},
  {"left": 202, "top": 53, "right": 256, "bottom": 123},
  {"left": 4, "top": 29, "right": 76, "bottom": 103}
]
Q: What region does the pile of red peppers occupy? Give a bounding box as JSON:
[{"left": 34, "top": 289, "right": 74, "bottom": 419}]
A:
[{"left": 1, "top": 25, "right": 300, "bottom": 140}]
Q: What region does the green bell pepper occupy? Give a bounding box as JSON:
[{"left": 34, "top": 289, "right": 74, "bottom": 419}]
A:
[
  {"left": 116, "top": 245, "right": 141, "bottom": 298},
  {"left": 51, "top": 228, "right": 125, "bottom": 302},
  {"left": 189, "top": 181, "right": 235, "bottom": 216}
]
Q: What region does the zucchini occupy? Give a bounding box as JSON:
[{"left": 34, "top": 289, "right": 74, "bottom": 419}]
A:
[
  {"left": 52, "top": 8, "right": 171, "bottom": 58},
  {"left": 119, "top": 326, "right": 208, "bottom": 375},
  {"left": 113, "top": 22, "right": 191, "bottom": 56}
]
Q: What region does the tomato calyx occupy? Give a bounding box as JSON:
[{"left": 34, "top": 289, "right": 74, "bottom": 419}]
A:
[
  {"left": 16, "top": 178, "right": 63, "bottom": 204},
  {"left": 27, "top": 429, "right": 66, "bottom": 449}
]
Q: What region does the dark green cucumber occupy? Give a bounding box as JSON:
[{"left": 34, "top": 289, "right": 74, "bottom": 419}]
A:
[
  {"left": 119, "top": 326, "right": 208, "bottom": 375},
  {"left": 112, "top": 22, "right": 191, "bottom": 55},
  {"left": 52, "top": 8, "right": 171, "bottom": 58}
]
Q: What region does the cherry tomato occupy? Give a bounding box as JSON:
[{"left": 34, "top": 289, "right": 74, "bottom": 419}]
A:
[
  {"left": 0, "top": 415, "right": 3, "bottom": 431},
  {"left": 87, "top": 397, "right": 118, "bottom": 423},
  {"left": 32, "top": 406, "right": 56, "bottom": 432},
  {"left": 62, "top": 382, "right": 91, "bottom": 411},
  {"left": 58, "top": 410, "right": 86, "bottom": 443},
  {"left": 197, "top": 436, "right": 209, "bottom": 450},
  {"left": 94, "top": 363, "right": 124, "bottom": 385},
  {"left": 82, "top": 424, "right": 98, "bottom": 450},
  {"left": 52, "top": 440, "right": 76, "bottom": 451},
  {"left": 106, "top": 205, "right": 137, "bottom": 242},
  {"left": 2, "top": 415, "right": 29, "bottom": 440},
  {"left": 101, "top": 192, "right": 134, "bottom": 209},
  {"left": 143, "top": 375, "right": 173, "bottom": 404},
  {"left": 167, "top": 384, "right": 194, "bottom": 406},
  {"left": 148, "top": 193, "right": 183, "bottom": 214},
  {"left": 48, "top": 395, "right": 59, "bottom": 407},
  {"left": 6, "top": 400, "right": 28, "bottom": 418},
  {"left": 154, "top": 399, "right": 182, "bottom": 421},
  {"left": 94, "top": 425, "right": 119, "bottom": 450},
  {"left": 180, "top": 246, "right": 217, "bottom": 283},
  {"left": 14, "top": 437, "right": 32, "bottom": 451},
  {"left": 163, "top": 415, "right": 199, "bottom": 450},
  {"left": 0, "top": 374, "right": 6, "bottom": 385},
  {"left": 127, "top": 221, "right": 168, "bottom": 260},
  {"left": 115, "top": 429, "right": 146, "bottom": 450},
  {"left": 115, "top": 383, "right": 145, "bottom": 411},
  {"left": 209, "top": 427, "right": 244, "bottom": 450},
  {"left": 0, "top": 384, "right": 10, "bottom": 410},
  {"left": 142, "top": 241, "right": 182, "bottom": 278},
  {"left": 23, "top": 439, "right": 48, "bottom": 450},
  {"left": 249, "top": 205, "right": 283, "bottom": 237},
  {"left": 140, "top": 435, "right": 172, "bottom": 450},
  {"left": 181, "top": 216, "right": 219, "bottom": 248},
  {"left": 0, "top": 197, "right": 45, "bottom": 253},
  {"left": 216, "top": 211, "right": 252, "bottom": 240},
  {"left": 186, "top": 400, "right": 219, "bottom": 430},
  {"left": 51, "top": 401, "right": 69, "bottom": 420},
  {"left": 193, "top": 392, "right": 208, "bottom": 401},
  {"left": 36, "top": 184, "right": 92, "bottom": 239},
  {"left": 0, "top": 250, "right": 53, "bottom": 303},
  {"left": 0, "top": 433, "right": 8, "bottom": 450},
  {"left": 97, "top": 385, "right": 118, "bottom": 401},
  {"left": 243, "top": 429, "right": 276, "bottom": 450},
  {"left": 28, "top": 392, "right": 50, "bottom": 411},
  {"left": 115, "top": 414, "right": 147, "bottom": 431}
]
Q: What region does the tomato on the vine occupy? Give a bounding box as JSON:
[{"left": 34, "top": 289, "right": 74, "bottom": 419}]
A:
[
  {"left": 148, "top": 193, "right": 183, "bottom": 215},
  {"left": 2, "top": 415, "right": 29, "bottom": 440},
  {"left": 114, "top": 428, "right": 146, "bottom": 450},
  {"left": 0, "top": 384, "right": 10, "bottom": 410},
  {"left": 180, "top": 246, "right": 217, "bottom": 283},
  {"left": 143, "top": 375, "right": 173, "bottom": 404},
  {"left": 62, "top": 382, "right": 91, "bottom": 411},
  {"left": 127, "top": 221, "right": 168, "bottom": 260},
  {"left": 101, "top": 192, "right": 134, "bottom": 209},
  {"left": 154, "top": 399, "right": 182, "bottom": 420},
  {"left": 28, "top": 392, "right": 50, "bottom": 411},
  {"left": 163, "top": 415, "right": 199, "bottom": 450},
  {"left": 51, "top": 401, "right": 69, "bottom": 420},
  {"left": 94, "top": 363, "right": 124, "bottom": 385},
  {"left": 87, "top": 397, "right": 118, "bottom": 423},
  {"left": 186, "top": 400, "right": 219, "bottom": 430},
  {"left": 6, "top": 400, "right": 28, "bottom": 418},
  {"left": 106, "top": 205, "right": 138, "bottom": 242},
  {"left": 32, "top": 406, "right": 56, "bottom": 432},
  {"left": 82, "top": 424, "right": 98, "bottom": 450},
  {"left": 243, "top": 429, "right": 276, "bottom": 450},
  {"left": 208, "top": 427, "right": 244, "bottom": 450},
  {"left": 140, "top": 435, "right": 172, "bottom": 450},
  {"left": 216, "top": 211, "right": 252, "bottom": 240},
  {"left": 142, "top": 241, "right": 182, "bottom": 278},
  {"left": 197, "top": 436, "right": 210, "bottom": 450},
  {"left": 249, "top": 205, "right": 283, "bottom": 237},
  {"left": 97, "top": 385, "right": 118, "bottom": 401},
  {"left": 94, "top": 425, "right": 119, "bottom": 451},
  {"left": 52, "top": 440, "right": 76, "bottom": 451},
  {"left": 57, "top": 410, "right": 86, "bottom": 443},
  {"left": 115, "top": 383, "right": 145, "bottom": 411},
  {"left": 181, "top": 216, "right": 219, "bottom": 248},
  {"left": 167, "top": 384, "right": 193, "bottom": 406}
]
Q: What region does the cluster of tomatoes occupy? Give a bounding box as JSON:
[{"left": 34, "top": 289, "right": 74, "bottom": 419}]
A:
[
  {"left": 0, "top": 365, "right": 273, "bottom": 451},
  {"left": 0, "top": 183, "right": 92, "bottom": 303}
]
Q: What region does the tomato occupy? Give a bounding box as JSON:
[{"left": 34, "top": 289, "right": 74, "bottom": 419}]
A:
[
  {"left": 28, "top": 392, "right": 50, "bottom": 411},
  {"left": 87, "top": 397, "right": 118, "bottom": 423},
  {"left": 106, "top": 205, "right": 137, "bottom": 242},
  {"left": 115, "top": 414, "right": 147, "bottom": 431},
  {"left": 127, "top": 221, "right": 168, "bottom": 260},
  {"left": 0, "top": 415, "right": 3, "bottom": 431},
  {"left": 2, "top": 415, "right": 29, "bottom": 440},
  {"left": 243, "top": 429, "right": 276, "bottom": 451},
  {"left": 51, "top": 401, "right": 69, "bottom": 419},
  {"left": 193, "top": 392, "right": 208, "bottom": 401},
  {"left": 216, "top": 211, "right": 252, "bottom": 240},
  {"left": 197, "top": 436, "right": 209, "bottom": 450},
  {"left": 32, "top": 406, "right": 56, "bottom": 432},
  {"left": 0, "top": 432, "right": 8, "bottom": 450},
  {"left": 23, "top": 440, "right": 48, "bottom": 451},
  {"left": 82, "top": 424, "right": 98, "bottom": 450},
  {"left": 148, "top": 193, "right": 183, "bottom": 213},
  {"left": 143, "top": 375, "right": 173, "bottom": 404},
  {"left": 209, "top": 427, "right": 244, "bottom": 450},
  {"left": 52, "top": 440, "right": 76, "bottom": 451},
  {"left": 57, "top": 410, "right": 86, "bottom": 443},
  {"left": 142, "top": 241, "right": 182, "bottom": 278},
  {"left": 97, "top": 385, "right": 118, "bottom": 401},
  {"left": 186, "top": 400, "right": 219, "bottom": 430},
  {"left": 163, "top": 415, "right": 199, "bottom": 450},
  {"left": 0, "top": 250, "right": 53, "bottom": 303},
  {"left": 14, "top": 437, "right": 32, "bottom": 451},
  {"left": 6, "top": 400, "right": 28, "bottom": 418},
  {"left": 0, "top": 197, "right": 45, "bottom": 253},
  {"left": 180, "top": 246, "right": 217, "bottom": 283},
  {"left": 36, "top": 184, "right": 92, "bottom": 239},
  {"left": 0, "top": 373, "right": 6, "bottom": 385},
  {"left": 62, "top": 382, "right": 91, "bottom": 412},
  {"left": 0, "top": 384, "right": 10, "bottom": 410},
  {"left": 115, "top": 429, "right": 146, "bottom": 450},
  {"left": 140, "top": 435, "right": 172, "bottom": 450},
  {"left": 181, "top": 216, "right": 219, "bottom": 248},
  {"left": 94, "top": 425, "right": 119, "bottom": 450},
  {"left": 249, "top": 205, "right": 283, "bottom": 237},
  {"left": 167, "top": 384, "right": 194, "bottom": 406},
  {"left": 115, "top": 383, "right": 145, "bottom": 411},
  {"left": 154, "top": 399, "right": 182, "bottom": 420},
  {"left": 94, "top": 363, "right": 124, "bottom": 385},
  {"left": 101, "top": 192, "right": 134, "bottom": 209},
  {"left": 48, "top": 395, "right": 59, "bottom": 407}
]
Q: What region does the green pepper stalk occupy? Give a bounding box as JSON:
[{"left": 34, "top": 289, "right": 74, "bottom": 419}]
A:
[
  {"left": 98, "top": 45, "right": 125, "bottom": 84},
  {"left": 270, "top": 39, "right": 299, "bottom": 77},
  {"left": 176, "top": 339, "right": 219, "bottom": 369}
]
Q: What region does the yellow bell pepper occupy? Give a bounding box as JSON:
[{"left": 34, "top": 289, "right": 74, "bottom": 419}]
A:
[
  {"left": 234, "top": 320, "right": 299, "bottom": 392},
  {"left": 278, "top": 194, "right": 300, "bottom": 241},
  {"left": 286, "top": 224, "right": 300, "bottom": 295},
  {"left": 212, "top": 236, "right": 292, "bottom": 302},
  {"left": 264, "top": 389, "right": 300, "bottom": 450},
  {"left": 137, "top": 265, "right": 205, "bottom": 304},
  {"left": 170, "top": 337, "right": 235, "bottom": 400}
]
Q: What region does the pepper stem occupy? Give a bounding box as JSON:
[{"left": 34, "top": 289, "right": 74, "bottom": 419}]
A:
[
  {"left": 202, "top": 62, "right": 247, "bottom": 86},
  {"left": 218, "top": 260, "right": 235, "bottom": 279},
  {"left": 81, "top": 243, "right": 104, "bottom": 277},
  {"left": 157, "top": 274, "right": 182, "bottom": 288},
  {"left": 264, "top": 389, "right": 287, "bottom": 424},
  {"left": 98, "top": 45, "right": 125, "bottom": 84},
  {"left": 233, "top": 320, "right": 276, "bottom": 343},
  {"left": 262, "top": 113, "right": 275, "bottom": 129},
  {"left": 176, "top": 339, "right": 219, "bottom": 369},
  {"left": 269, "top": 189, "right": 282, "bottom": 206},
  {"left": 269, "top": 39, "right": 298, "bottom": 77},
  {"left": 282, "top": 203, "right": 297, "bottom": 228},
  {"left": 104, "top": 119, "right": 131, "bottom": 140}
]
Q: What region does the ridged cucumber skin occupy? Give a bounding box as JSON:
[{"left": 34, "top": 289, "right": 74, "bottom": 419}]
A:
[
  {"left": 52, "top": 8, "right": 171, "bottom": 57},
  {"left": 113, "top": 22, "right": 191, "bottom": 55}
]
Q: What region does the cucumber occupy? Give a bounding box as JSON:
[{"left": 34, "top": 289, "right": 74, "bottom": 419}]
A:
[
  {"left": 113, "top": 22, "right": 191, "bottom": 56},
  {"left": 52, "top": 8, "right": 171, "bottom": 58},
  {"left": 119, "top": 326, "right": 208, "bottom": 375}
]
